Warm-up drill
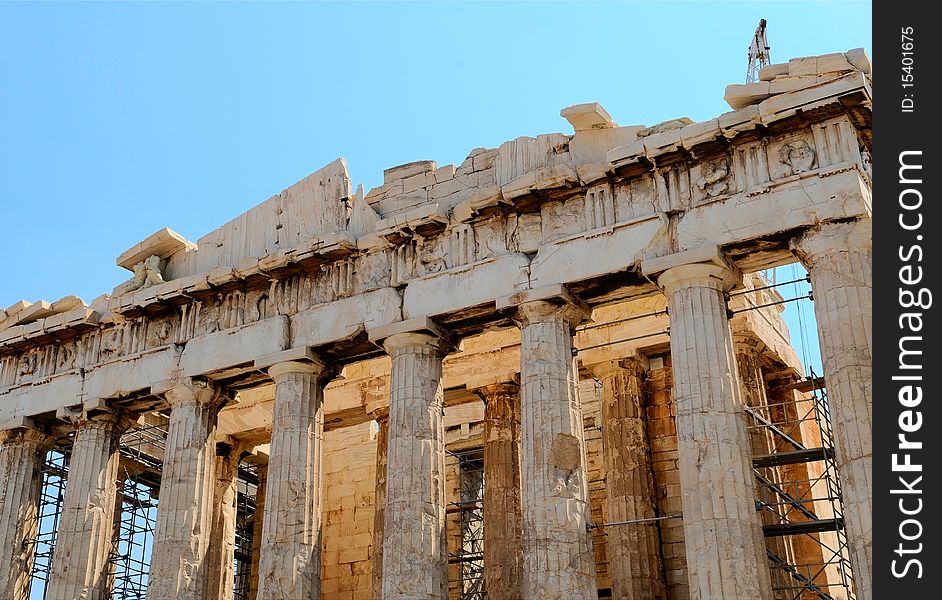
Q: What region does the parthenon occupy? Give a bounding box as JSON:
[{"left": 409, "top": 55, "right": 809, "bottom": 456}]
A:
[{"left": 0, "top": 48, "right": 871, "bottom": 600}]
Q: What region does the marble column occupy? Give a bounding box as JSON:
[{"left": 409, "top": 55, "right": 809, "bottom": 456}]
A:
[
  {"left": 370, "top": 408, "right": 389, "bottom": 600},
  {"left": 378, "top": 328, "right": 448, "bottom": 599},
  {"left": 507, "top": 291, "right": 597, "bottom": 600},
  {"left": 476, "top": 380, "right": 523, "bottom": 600},
  {"left": 206, "top": 442, "right": 239, "bottom": 600},
  {"left": 47, "top": 410, "right": 132, "bottom": 600},
  {"left": 657, "top": 263, "right": 773, "bottom": 600},
  {"left": 587, "top": 358, "right": 666, "bottom": 600},
  {"left": 791, "top": 219, "right": 872, "bottom": 599},
  {"left": 256, "top": 358, "right": 328, "bottom": 600},
  {"left": 0, "top": 424, "right": 53, "bottom": 599},
  {"left": 147, "top": 379, "right": 223, "bottom": 600},
  {"left": 247, "top": 463, "right": 267, "bottom": 600}
]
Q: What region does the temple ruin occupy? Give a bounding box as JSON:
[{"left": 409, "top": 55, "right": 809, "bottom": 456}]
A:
[{"left": 0, "top": 48, "right": 872, "bottom": 600}]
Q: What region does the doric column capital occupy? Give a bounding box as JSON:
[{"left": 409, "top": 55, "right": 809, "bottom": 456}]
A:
[
  {"left": 514, "top": 300, "right": 588, "bottom": 330},
  {"left": 382, "top": 331, "right": 448, "bottom": 356},
  {"left": 256, "top": 346, "right": 331, "bottom": 383},
  {"left": 790, "top": 219, "right": 872, "bottom": 268},
  {"left": 368, "top": 406, "right": 390, "bottom": 423},
  {"left": 369, "top": 316, "right": 450, "bottom": 358},
  {"left": 497, "top": 284, "right": 591, "bottom": 330},
  {"left": 585, "top": 356, "right": 647, "bottom": 380},
  {"left": 657, "top": 262, "right": 739, "bottom": 295},
  {"left": 56, "top": 402, "right": 137, "bottom": 435},
  {"left": 0, "top": 421, "right": 53, "bottom": 450},
  {"left": 268, "top": 359, "right": 329, "bottom": 383},
  {"left": 162, "top": 377, "right": 225, "bottom": 410},
  {"left": 472, "top": 378, "right": 520, "bottom": 405},
  {"left": 642, "top": 245, "right": 741, "bottom": 295}
]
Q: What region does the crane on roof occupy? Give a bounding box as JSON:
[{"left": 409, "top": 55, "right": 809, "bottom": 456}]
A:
[{"left": 746, "top": 19, "right": 772, "bottom": 83}]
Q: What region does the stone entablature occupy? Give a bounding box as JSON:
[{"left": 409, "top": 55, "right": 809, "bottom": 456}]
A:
[{"left": 1, "top": 49, "right": 870, "bottom": 424}]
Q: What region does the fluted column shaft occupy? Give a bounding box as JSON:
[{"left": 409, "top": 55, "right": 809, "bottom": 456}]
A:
[
  {"left": 588, "top": 359, "right": 666, "bottom": 600},
  {"left": 207, "top": 443, "right": 239, "bottom": 600},
  {"left": 370, "top": 409, "right": 389, "bottom": 600},
  {"left": 658, "top": 263, "right": 773, "bottom": 599},
  {"left": 147, "top": 379, "right": 223, "bottom": 600},
  {"left": 515, "top": 300, "right": 597, "bottom": 600},
  {"left": 792, "top": 219, "right": 872, "bottom": 599},
  {"left": 256, "top": 359, "right": 328, "bottom": 600},
  {"left": 381, "top": 332, "right": 448, "bottom": 600},
  {"left": 0, "top": 426, "right": 52, "bottom": 599},
  {"left": 47, "top": 412, "right": 131, "bottom": 600},
  {"left": 478, "top": 381, "right": 523, "bottom": 600}
]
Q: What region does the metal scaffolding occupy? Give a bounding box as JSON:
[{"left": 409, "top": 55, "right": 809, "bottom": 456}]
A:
[
  {"left": 22, "top": 415, "right": 268, "bottom": 600},
  {"left": 110, "top": 420, "right": 167, "bottom": 599},
  {"left": 749, "top": 373, "right": 856, "bottom": 600},
  {"left": 233, "top": 463, "right": 260, "bottom": 600},
  {"left": 27, "top": 444, "right": 71, "bottom": 599},
  {"left": 448, "top": 448, "right": 485, "bottom": 600}
]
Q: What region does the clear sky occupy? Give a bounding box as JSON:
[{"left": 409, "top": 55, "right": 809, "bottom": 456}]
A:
[{"left": 1, "top": 1, "right": 870, "bottom": 376}]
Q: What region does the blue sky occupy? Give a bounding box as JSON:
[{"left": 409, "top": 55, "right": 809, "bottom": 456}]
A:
[{"left": 1, "top": 1, "right": 870, "bottom": 375}]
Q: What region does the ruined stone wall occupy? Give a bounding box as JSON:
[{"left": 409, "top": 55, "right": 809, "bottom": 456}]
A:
[
  {"left": 321, "top": 422, "right": 378, "bottom": 599},
  {"left": 646, "top": 360, "right": 689, "bottom": 600}
]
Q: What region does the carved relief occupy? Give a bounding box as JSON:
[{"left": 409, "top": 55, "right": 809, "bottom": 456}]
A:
[
  {"left": 55, "top": 342, "right": 77, "bottom": 372},
  {"left": 614, "top": 175, "right": 657, "bottom": 224},
  {"left": 99, "top": 327, "right": 124, "bottom": 360},
  {"left": 696, "top": 157, "right": 732, "bottom": 198},
  {"left": 474, "top": 220, "right": 506, "bottom": 261},
  {"left": 148, "top": 320, "right": 174, "bottom": 347},
  {"left": 541, "top": 197, "right": 585, "bottom": 243},
  {"left": 18, "top": 352, "right": 38, "bottom": 381},
  {"left": 115, "top": 255, "right": 165, "bottom": 296},
  {"left": 198, "top": 302, "right": 221, "bottom": 335},
  {"left": 417, "top": 237, "right": 448, "bottom": 275},
  {"left": 778, "top": 140, "right": 817, "bottom": 174}
]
